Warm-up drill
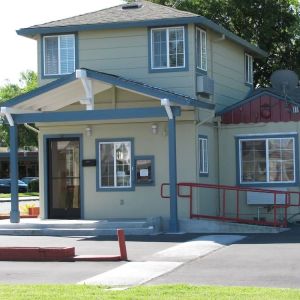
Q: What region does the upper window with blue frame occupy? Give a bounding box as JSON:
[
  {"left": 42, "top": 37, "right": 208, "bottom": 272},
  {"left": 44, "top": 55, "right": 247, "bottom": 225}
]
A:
[
  {"left": 43, "top": 34, "right": 75, "bottom": 76},
  {"left": 237, "top": 134, "right": 298, "bottom": 186},
  {"left": 150, "top": 26, "right": 186, "bottom": 70}
]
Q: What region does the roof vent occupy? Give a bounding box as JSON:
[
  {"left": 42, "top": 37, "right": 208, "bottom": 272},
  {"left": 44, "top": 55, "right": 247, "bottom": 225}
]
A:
[{"left": 122, "top": 1, "right": 142, "bottom": 10}]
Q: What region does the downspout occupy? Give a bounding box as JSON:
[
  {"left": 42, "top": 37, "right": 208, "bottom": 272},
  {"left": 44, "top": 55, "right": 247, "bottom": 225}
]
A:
[{"left": 24, "top": 123, "right": 40, "bottom": 134}]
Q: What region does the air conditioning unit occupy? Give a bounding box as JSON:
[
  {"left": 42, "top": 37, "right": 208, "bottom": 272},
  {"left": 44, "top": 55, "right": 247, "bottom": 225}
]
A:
[
  {"left": 246, "top": 187, "right": 287, "bottom": 205},
  {"left": 196, "top": 75, "right": 214, "bottom": 95}
]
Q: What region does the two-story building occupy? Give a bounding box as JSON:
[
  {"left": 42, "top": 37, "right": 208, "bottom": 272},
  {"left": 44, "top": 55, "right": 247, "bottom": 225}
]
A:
[{"left": 1, "top": 1, "right": 271, "bottom": 230}]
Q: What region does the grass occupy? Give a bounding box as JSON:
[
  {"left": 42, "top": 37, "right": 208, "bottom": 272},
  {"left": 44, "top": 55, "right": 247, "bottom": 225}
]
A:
[
  {"left": 0, "top": 284, "right": 300, "bottom": 300},
  {"left": 0, "top": 192, "right": 39, "bottom": 198}
]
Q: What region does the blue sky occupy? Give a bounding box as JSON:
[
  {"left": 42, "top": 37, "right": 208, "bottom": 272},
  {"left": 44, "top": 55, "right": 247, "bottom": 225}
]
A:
[{"left": 0, "top": 0, "right": 123, "bottom": 85}]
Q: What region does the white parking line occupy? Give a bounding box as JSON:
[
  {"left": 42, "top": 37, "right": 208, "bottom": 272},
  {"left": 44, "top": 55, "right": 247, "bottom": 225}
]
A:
[{"left": 78, "top": 261, "right": 182, "bottom": 286}]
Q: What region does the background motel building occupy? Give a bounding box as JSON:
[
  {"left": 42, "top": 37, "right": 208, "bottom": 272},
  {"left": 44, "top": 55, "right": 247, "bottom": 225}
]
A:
[{"left": 2, "top": 1, "right": 300, "bottom": 231}]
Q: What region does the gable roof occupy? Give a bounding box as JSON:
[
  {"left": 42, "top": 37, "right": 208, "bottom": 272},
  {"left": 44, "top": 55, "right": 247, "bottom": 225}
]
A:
[
  {"left": 217, "top": 88, "right": 300, "bottom": 116},
  {"left": 3, "top": 68, "right": 214, "bottom": 112},
  {"left": 17, "top": 1, "right": 267, "bottom": 58}
]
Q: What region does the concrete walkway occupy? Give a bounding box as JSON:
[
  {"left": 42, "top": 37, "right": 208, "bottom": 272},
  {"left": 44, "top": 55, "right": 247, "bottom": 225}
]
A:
[{"left": 79, "top": 235, "right": 245, "bottom": 287}]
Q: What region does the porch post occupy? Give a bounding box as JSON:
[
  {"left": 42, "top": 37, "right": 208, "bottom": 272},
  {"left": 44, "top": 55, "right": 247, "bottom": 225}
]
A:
[
  {"left": 168, "top": 108, "right": 179, "bottom": 232},
  {"left": 9, "top": 124, "right": 20, "bottom": 223}
]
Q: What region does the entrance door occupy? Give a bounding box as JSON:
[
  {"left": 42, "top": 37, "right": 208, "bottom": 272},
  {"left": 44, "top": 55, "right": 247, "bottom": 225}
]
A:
[{"left": 47, "top": 138, "right": 81, "bottom": 219}]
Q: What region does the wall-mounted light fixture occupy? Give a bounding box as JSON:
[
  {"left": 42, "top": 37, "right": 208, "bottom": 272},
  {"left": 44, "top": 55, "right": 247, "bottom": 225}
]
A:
[
  {"left": 151, "top": 123, "right": 158, "bottom": 134},
  {"left": 86, "top": 125, "right": 92, "bottom": 136}
]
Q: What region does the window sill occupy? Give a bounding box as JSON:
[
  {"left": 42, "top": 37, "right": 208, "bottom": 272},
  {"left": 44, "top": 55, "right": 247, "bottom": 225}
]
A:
[
  {"left": 41, "top": 73, "right": 73, "bottom": 80},
  {"left": 244, "top": 82, "right": 253, "bottom": 88},
  {"left": 196, "top": 68, "right": 207, "bottom": 76},
  {"left": 199, "top": 173, "right": 209, "bottom": 177},
  {"left": 149, "top": 66, "right": 189, "bottom": 73},
  {"left": 96, "top": 187, "right": 135, "bottom": 192},
  {"left": 237, "top": 182, "right": 298, "bottom": 188}
]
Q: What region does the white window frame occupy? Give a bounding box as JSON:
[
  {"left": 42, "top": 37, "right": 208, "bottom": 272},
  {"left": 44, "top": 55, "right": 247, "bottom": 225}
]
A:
[
  {"left": 43, "top": 34, "right": 75, "bottom": 76},
  {"left": 196, "top": 27, "right": 207, "bottom": 71},
  {"left": 98, "top": 140, "right": 132, "bottom": 189},
  {"left": 199, "top": 136, "right": 208, "bottom": 175},
  {"left": 238, "top": 136, "right": 296, "bottom": 184},
  {"left": 244, "top": 53, "right": 253, "bottom": 84},
  {"left": 151, "top": 26, "right": 185, "bottom": 70}
]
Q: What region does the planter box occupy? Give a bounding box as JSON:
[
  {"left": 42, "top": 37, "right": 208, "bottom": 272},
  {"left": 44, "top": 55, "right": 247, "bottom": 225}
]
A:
[{"left": 28, "top": 207, "right": 40, "bottom": 216}]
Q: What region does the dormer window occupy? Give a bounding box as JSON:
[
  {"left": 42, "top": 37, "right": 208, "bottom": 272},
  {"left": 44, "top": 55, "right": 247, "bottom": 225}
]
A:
[
  {"left": 245, "top": 53, "right": 253, "bottom": 85},
  {"left": 43, "top": 34, "right": 75, "bottom": 76},
  {"left": 150, "top": 26, "right": 186, "bottom": 71}
]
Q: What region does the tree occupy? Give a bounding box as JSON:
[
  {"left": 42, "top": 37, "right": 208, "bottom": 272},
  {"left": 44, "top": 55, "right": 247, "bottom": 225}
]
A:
[
  {"left": 0, "top": 70, "right": 38, "bottom": 147},
  {"left": 150, "top": 0, "right": 300, "bottom": 86}
]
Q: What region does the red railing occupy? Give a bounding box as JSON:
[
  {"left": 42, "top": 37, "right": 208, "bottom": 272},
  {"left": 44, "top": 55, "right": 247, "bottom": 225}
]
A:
[{"left": 161, "top": 182, "right": 300, "bottom": 228}]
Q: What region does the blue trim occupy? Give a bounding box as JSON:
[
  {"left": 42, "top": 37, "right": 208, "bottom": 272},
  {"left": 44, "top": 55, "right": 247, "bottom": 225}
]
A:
[
  {"left": 5, "top": 73, "right": 76, "bottom": 108},
  {"left": 135, "top": 155, "right": 155, "bottom": 186},
  {"left": 17, "top": 16, "right": 267, "bottom": 57},
  {"left": 12, "top": 107, "right": 182, "bottom": 124},
  {"left": 235, "top": 133, "right": 299, "bottom": 187},
  {"left": 198, "top": 134, "right": 209, "bottom": 177},
  {"left": 168, "top": 109, "right": 179, "bottom": 232},
  {"left": 96, "top": 138, "right": 135, "bottom": 192},
  {"left": 9, "top": 125, "right": 20, "bottom": 223},
  {"left": 43, "top": 134, "right": 84, "bottom": 219},
  {"left": 148, "top": 25, "right": 189, "bottom": 73},
  {"left": 5, "top": 69, "right": 214, "bottom": 110},
  {"left": 41, "top": 32, "right": 79, "bottom": 80}
]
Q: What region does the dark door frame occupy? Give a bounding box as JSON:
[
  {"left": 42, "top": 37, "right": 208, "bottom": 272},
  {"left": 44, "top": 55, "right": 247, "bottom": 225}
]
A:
[{"left": 43, "top": 134, "right": 84, "bottom": 219}]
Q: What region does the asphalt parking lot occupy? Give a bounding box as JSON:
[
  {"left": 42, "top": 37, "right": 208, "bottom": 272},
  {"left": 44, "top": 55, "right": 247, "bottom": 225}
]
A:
[{"left": 0, "top": 227, "right": 300, "bottom": 287}]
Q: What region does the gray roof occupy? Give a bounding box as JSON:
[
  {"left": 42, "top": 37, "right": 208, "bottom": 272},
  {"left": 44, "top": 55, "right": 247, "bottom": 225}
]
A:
[
  {"left": 21, "top": 1, "right": 197, "bottom": 29},
  {"left": 17, "top": 1, "right": 267, "bottom": 57}
]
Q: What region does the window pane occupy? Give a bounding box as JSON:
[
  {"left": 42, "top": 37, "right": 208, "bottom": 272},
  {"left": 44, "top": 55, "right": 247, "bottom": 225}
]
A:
[
  {"left": 268, "top": 138, "right": 294, "bottom": 182},
  {"left": 100, "top": 144, "right": 115, "bottom": 187},
  {"left": 196, "top": 29, "right": 207, "bottom": 70},
  {"left": 241, "top": 140, "right": 266, "bottom": 182},
  {"left": 44, "top": 37, "right": 59, "bottom": 75},
  {"left": 116, "top": 142, "right": 131, "bottom": 187},
  {"left": 152, "top": 29, "right": 167, "bottom": 68},
  {"left": 60, "top": 35, "right": 75, "bottom": 74},
  {"left": 199, "top": 138, "right": 208, "bottom": 174}
]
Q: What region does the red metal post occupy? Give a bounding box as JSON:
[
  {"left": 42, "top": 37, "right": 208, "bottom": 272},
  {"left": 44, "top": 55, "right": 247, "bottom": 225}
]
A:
[{"left": 117, "top": 229, "right": 128, "bottom": 261}]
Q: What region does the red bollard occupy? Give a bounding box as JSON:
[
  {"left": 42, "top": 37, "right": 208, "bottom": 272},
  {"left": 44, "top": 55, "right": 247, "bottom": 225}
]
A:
[{"left": 117, "top": 229, "right": 128, "bottom": 261}]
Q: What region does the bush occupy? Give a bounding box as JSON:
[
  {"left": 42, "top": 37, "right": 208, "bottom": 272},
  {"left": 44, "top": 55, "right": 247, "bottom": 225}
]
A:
[{"left": 28, "top": 179, "right": 39, "bottom": 192}]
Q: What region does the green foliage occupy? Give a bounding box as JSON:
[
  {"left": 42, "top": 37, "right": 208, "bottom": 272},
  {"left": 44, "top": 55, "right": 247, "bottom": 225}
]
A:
[
  {"left": 150, "top": 0, "right": 300, "bottom": 86},
  {"left": 28, "top": 179, "right": 39, "bottom": 192},
  {"left": 0, "top": 70, "right": 38, "bottom": 147},
  {"left": 0, "top": 284, "right": 300, "bottom": 300}
]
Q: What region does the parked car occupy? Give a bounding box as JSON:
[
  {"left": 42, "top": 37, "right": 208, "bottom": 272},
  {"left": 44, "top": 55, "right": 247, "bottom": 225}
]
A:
[
  {"left": 0, "top": 179, "right": 28, "bottom": 193},
  {"left": 21, "top": 177, "right": 38, "bottom": 185}
]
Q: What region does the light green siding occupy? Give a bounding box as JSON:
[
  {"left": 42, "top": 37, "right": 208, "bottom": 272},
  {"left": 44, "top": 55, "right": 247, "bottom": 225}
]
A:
[
  {"left": 204, "top": 29, "right": 251, "bottom": 111},
  {"left": 38, "top": 119, "right": 199, "bottom": 220}
]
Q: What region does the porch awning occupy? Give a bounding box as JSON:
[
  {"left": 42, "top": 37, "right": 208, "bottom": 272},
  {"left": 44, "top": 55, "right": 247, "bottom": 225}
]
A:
[{"left": 1, "top": 68, "right": 214, "bottom": 113}]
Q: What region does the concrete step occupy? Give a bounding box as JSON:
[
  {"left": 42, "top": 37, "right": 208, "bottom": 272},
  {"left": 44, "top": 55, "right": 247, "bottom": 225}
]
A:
[
  {"left": 0, "top": 217, "right": 162, "bottom": 236},
  {"left": 0, "top": 227, "right": 156, "bottom": 236},
  {"left": 0, "top": 220, "right": 150, "bottom": 230}
]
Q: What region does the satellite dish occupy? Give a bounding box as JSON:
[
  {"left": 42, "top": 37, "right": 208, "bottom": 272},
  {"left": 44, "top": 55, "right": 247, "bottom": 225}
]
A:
[{"left": 270, "top": 70, "right": 299, "bottom": 96}]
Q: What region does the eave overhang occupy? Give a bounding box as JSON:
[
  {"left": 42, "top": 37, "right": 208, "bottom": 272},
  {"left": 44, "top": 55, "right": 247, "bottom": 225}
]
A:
[{"left": 2, "top": 68, "right": 214, "bottom": 114}]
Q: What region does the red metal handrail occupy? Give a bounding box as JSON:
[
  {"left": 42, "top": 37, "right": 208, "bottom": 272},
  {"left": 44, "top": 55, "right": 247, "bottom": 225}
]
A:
[{"left": 161, "top": 182, "right": 300, "bottom": 228}]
